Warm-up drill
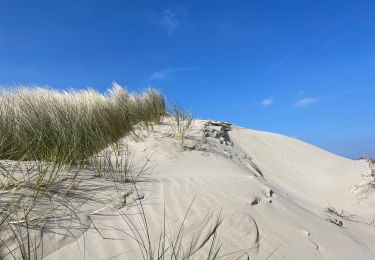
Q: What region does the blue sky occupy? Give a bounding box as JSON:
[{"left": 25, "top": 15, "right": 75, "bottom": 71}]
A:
[{"left": 0, "top": 0, "right": 374, "bottom": 158}]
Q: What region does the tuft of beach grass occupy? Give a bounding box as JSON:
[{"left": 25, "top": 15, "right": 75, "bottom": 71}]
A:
[{"left": 0, "top": 83, "right": 166, "bottom": 165}]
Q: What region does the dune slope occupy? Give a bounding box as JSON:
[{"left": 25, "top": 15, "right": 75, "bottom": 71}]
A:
[{"left": 3, "top": 120, "right": 375, "bottom": 260}]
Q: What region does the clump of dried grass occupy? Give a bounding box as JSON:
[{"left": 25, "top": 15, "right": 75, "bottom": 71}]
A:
[{"left": 169, "top": 105, "right": 193, "bottom": 146}]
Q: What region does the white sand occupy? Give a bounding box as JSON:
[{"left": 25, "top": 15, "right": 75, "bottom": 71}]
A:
[{"left": 2, "top": 119, "right": 375, "bottom": 259}]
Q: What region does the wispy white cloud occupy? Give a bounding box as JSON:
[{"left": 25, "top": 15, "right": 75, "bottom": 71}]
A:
[
  {"left": 150, "top": 67, "right": 195, "bottom": 81},
  {"left": 161, "top": 9, "right": 179, "bottom": 34},
  {"left": 144, "top": 7, "right": 189, "bottom": 35},
  {"left": 260, "top": 98, "right": 274, "bottom": 106},
  {"left": 295, "top": 97, "right": 320, "bottom": 107}
]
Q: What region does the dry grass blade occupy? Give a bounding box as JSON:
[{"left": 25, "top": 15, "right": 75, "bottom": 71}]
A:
[
  {"left": 0, "top": 160, "right": 92, "bottom": 260},
  {"left": 114, "top": 190, "right": 222, "bottom": 260}
]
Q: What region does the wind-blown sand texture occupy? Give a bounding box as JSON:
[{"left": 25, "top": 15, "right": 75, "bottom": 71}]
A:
[{"left": 1, "top": 119, "right": 375, "bottom": 259}]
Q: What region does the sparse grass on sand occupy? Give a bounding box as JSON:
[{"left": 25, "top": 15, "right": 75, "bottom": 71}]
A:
[
  {"left": 0, "top": 85, "right": 222, "bottom": 259},
  {"left": 0, "top": 83, "right": 166, "bottom": 258},
  {"left": 0, "top": 83, "right": 166, "bottom": 165},
  {"left": 115, "top": 193, "right": 222, "bottom": 260},
  {"left": 169, "top": 105, "right": 193, "bottom": 146}
]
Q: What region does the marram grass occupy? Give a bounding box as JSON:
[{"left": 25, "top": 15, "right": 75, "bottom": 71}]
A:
[{"left": 0, "top": 83, "right": 166, "bottom": 164}]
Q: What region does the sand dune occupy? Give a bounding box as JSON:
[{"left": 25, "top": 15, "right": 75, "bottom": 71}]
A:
[{"left": 2, "top": 119, "right": 375, "bottom": 259}]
